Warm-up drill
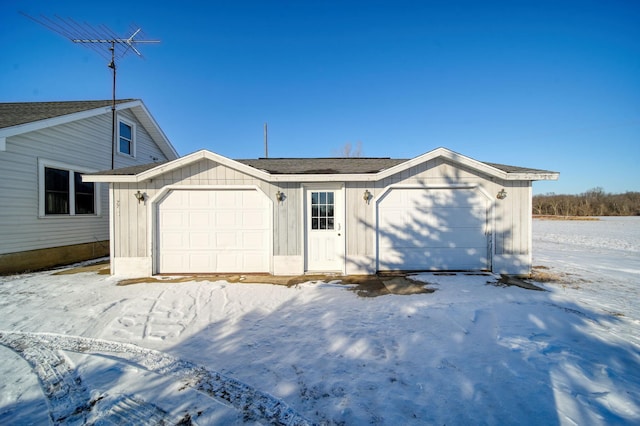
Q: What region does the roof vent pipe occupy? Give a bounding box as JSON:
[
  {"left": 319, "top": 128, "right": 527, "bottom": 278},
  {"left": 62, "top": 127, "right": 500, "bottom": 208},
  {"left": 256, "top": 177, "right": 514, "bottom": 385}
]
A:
[{"left": 264, "top": 122, "right": 268, "bottom": 158}]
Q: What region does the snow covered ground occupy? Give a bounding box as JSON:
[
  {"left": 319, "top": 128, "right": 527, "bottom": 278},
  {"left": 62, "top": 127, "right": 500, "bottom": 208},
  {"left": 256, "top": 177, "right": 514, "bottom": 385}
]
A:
[{"left": 0, "top": 217, "right": 638, "bottom": 425}]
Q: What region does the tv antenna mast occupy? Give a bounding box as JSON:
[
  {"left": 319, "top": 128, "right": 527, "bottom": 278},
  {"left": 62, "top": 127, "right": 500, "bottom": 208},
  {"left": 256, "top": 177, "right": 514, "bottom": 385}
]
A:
[{"left": 21, "top": 12, "right": 160, "bottom": 169}]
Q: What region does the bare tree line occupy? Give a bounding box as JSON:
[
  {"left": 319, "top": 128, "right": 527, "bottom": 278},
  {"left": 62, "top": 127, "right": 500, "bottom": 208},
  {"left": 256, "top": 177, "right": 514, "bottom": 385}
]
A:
[{"left": 533, "top": 188, "right": 640, "bottom": 216}]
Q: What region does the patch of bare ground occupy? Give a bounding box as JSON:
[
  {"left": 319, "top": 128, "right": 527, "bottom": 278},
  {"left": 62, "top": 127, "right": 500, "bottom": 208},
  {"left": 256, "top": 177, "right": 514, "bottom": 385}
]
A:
[
  {"left": 53, "top": 261, "right": 110, "bottom": 275},
  {"left": 533, "top": 215, "right": 600, "bottom": 221},
  {"left": 116, "top": 273, "right": 433, "bottom": 297},
  {"left": 529, "top": 265, "right": 590, "bottom": 289}
]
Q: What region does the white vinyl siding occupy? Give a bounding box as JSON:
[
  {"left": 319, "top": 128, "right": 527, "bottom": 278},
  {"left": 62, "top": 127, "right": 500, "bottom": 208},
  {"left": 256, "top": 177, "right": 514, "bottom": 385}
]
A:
[{"left": 0, "top": 108, "right": 174, "bottom": 256}]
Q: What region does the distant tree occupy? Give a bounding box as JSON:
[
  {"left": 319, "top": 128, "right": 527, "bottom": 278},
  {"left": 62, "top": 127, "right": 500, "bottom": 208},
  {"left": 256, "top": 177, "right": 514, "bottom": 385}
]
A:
[
  {"left": 533, "top": 189, "right": 640, "bottom": 216},
  {"left": 334, "top": 141, "right": 363, "bottom": 157}
]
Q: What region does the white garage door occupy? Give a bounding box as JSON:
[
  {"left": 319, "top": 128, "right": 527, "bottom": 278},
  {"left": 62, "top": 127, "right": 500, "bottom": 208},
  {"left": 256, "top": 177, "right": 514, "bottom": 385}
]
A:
[
  {"left": 377, "top": 188, "right": 489, "bottom": 271},
  {"left": 157, "top": 189, "right": 271, "bottom": 273}
]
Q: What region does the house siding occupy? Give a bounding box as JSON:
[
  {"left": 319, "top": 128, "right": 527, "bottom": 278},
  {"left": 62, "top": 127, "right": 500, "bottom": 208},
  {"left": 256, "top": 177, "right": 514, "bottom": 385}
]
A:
[{"left": 0, "top": 108, "right": 174, "bottom": 262}]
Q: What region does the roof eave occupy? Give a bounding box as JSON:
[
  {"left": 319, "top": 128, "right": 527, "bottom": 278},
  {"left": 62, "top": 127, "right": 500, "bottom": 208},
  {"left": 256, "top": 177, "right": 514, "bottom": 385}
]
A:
[
  {"left": 507, "top": 172, "right": 560, "bottom": 181},
  {"left": 128, "top": 101, "right": 179, "bottom": 160},
  {"left": 82, "top": 175, "right": 137, "bottom": 183},
  {"left": 0, "top": 104, "right": 113, "bottom": 139}
]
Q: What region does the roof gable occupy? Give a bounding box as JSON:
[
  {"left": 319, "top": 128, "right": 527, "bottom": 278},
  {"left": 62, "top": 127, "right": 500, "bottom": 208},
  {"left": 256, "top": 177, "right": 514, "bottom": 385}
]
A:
[{"left": 85, "top": 147, "right": 558, "bottom": 183}]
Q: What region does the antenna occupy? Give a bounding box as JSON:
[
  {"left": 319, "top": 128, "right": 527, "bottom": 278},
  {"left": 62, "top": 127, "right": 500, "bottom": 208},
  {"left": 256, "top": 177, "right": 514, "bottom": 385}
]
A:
[{"left": 21, "top": 12, "right": 160, "bottom": 169}]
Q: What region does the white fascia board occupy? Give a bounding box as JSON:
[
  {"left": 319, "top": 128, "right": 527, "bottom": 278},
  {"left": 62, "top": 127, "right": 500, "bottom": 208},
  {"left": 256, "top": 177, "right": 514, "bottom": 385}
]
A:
[
  {"left": 0, "top": 136, "right": 5, "bottom": 151},
  {"left": 114, "top": 100, "right": 141, "bottom": 111},
  {"left": 509, "top": 172, "right": 560, "bottom": 181},
  {"left": 136, "top": 150, "right": 272, "bottom": 183},
  {"left": 372, "top": 147, "right": 506, "bottom": 181},
  {"left": 82, "top": 175, "right": 137, "bottom": 183},
  {"left": 128, "top": 101, "right": 180, "bottom": 160},
  {"left": 0, "top": 106, "right": 112, "bottom": 139}
]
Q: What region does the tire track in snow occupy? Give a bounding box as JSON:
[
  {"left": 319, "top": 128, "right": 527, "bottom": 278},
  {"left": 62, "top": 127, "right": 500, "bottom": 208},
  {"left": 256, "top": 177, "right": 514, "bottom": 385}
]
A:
[
  {"left": 0, "top": 331, "right": 311, "bottom": 426},
  {"left": 0, "top": 332, "right": 175, "bottom": 425}
]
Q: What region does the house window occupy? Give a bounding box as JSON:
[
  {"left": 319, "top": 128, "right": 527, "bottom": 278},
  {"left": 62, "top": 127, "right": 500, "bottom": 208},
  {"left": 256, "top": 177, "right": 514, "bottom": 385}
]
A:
[
  {"left": 118, "top": 120, "right": 135, "bottom": 157},
  {"left": 310, "top": 191, "right": 335, "bottom": 230},
  {"left": 39, "top": 160, "right": 99, "bottom": 217},
  {"left": 74, "top": 173, "right": 95, "bottom": 214},
  {"left": 44, "top": 167, "right": 70, "bottom": 215}
]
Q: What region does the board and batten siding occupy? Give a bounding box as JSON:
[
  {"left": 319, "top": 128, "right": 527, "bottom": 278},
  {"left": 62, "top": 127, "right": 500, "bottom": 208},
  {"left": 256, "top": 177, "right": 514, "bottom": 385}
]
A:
[
  {"left": 0, "top": 110, "right": 173, "bottom": 256},
  {"left": 343, "top": 158, "right": 532, "bottom": 273},
  {"left": 111, "top": 154, "right": 537, "bottom": 276},
  {"left": 112, "top": 158, "right": 302, "bottom": 262}
]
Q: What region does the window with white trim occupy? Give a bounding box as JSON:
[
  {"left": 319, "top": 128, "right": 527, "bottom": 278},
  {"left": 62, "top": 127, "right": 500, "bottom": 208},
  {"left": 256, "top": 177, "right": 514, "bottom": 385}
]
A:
[
  {"left": 118, "top": 119, "right": 136, "bottom": 157},
  {"left": 39, "top": 160, "right": 99, "bottom": 217}
]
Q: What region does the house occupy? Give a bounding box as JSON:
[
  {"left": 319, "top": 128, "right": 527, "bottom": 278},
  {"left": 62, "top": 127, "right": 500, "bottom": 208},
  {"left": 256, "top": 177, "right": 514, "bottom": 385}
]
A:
[
  {"left": 0, "top": 99, "right": 179, "bottom": 274},
  {"left": 84, "top": 147, "right": 558, "bottom": 277}
]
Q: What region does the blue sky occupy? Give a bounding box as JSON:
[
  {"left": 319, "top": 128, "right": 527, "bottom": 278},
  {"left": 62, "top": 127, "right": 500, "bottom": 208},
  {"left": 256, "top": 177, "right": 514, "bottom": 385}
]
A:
[{"left": 1, "top": 1, "right": 639, "bottom": 195}]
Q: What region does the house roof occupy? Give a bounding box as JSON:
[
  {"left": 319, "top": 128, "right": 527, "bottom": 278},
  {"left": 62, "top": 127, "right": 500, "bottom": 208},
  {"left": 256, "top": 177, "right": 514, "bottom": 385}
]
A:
[
  {"left": 0, "top": 99, "right": 134, "bottom": 129},
  {"left": 0, "top": 99, "right": 179, "bottom": 160},
  {"left": 85, "top": 148, "right": 559, "bottom": 183},
  {"left": 236, "top": 158, "right": 408, "bottom": 174}
]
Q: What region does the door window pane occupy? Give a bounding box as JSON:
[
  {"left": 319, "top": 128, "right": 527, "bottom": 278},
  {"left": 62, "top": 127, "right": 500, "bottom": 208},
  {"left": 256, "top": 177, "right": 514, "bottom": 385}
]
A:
[{"left": 310, "top": 191, "right": 335, "bottom": 230}]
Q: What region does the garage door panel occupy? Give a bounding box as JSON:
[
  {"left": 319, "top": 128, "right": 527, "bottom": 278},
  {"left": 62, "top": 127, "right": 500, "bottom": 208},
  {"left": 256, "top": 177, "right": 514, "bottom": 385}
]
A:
[
  {"left": 188, "top": 211, "right": 210, "bottom": 227},
  {"left": 216, "top": 232, "right": 239, "bottom": 249},
  {"left": 157, "top": 189, "right": 270, "bottom": 273},
  {"left": 378, "top": 188, "right": 489, "bottom": 271},
  {"left": 187, "top": 191, "right": 214, "bottom": 208},
  {"left": 213, "top": 210, "right": 236, "bottom": 227},
  {"left": 189, "top": 232, "right": 210, "bottom": 249},
  {"left": 242, "top": 231, "right": 268, "bottom": 249},
  {"left": 160, "top": 232, "right": 187, "bottom": 249},
  {"left": 242, "top": 211, "right": 268, "bottom": 228},
  {"left": 379, "top": 228, "right": 486, "bottom": 249},
  {"left": 161, "top": 211, "right": 185, "bottom": 227}
]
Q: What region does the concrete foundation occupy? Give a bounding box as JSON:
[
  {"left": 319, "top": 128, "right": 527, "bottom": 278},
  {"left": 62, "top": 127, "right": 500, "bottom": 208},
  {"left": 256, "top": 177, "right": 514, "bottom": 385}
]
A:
[{"left": 0, "top": 241, "right": 109, "bottom": 275}]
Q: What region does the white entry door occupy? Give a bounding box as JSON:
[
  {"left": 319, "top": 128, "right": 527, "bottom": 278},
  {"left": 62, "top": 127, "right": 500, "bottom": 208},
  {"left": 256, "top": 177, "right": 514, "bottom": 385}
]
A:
[{"left": 305, "top": 187, "right": 345, "bottom": 272}]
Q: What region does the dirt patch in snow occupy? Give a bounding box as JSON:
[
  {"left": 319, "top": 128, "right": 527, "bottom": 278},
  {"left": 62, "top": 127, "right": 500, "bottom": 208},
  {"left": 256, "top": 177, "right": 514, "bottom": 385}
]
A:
[
  {"left": 115, "top": 273, "right": 434, "bottom": 297},
  {"left": 52, "top": 260, "right": 110, "bottom": 275},
  {"left": 533, "top": 215, "right": 600, "bottom": 221}
]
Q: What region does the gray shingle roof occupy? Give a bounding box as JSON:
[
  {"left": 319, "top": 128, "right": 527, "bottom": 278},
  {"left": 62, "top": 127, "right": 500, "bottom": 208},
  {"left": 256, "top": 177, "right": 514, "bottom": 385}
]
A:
[
  {"left": 483, "top": 162, "right": 556, "bottom": 175},
  {"left": 0, "top": 99, "right": 136, "bottom": 129},
  {"left": 89, "top": 157, "right": 555, "bottom": 177},
  {"left": 89, "top": 162, "right": 169, "bottom": 175},
  {"left": 236, "top": 158, "right": 408, "bottom": 174}
]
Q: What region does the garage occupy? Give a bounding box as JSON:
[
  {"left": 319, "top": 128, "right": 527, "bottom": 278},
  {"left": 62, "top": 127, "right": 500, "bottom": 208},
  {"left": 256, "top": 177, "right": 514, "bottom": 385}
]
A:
[
  {"left": 377, "top": 187, "right": 490, "bottom": 271},
  {"left": 156, "top": 188, "right": 271, "bottom": 273}
]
